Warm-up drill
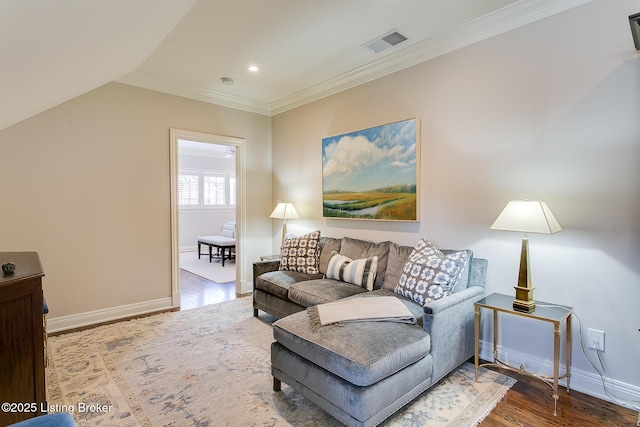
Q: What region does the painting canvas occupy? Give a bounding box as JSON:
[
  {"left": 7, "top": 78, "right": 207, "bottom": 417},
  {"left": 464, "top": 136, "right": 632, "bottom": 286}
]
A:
[{"left": 322, "top": 118, "right": 419, "bottom": 221}]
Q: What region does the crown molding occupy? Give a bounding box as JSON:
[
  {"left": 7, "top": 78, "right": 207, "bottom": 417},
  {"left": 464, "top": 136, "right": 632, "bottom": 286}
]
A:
[
  {"left": 270, "top": 0, "right": 593, "bottom": 115},
  {"left": 118, "top": 0, "right": 593, "bottom": 117},
  {"left": 116, "top": 71, "right": 272, "bottom": 116}
]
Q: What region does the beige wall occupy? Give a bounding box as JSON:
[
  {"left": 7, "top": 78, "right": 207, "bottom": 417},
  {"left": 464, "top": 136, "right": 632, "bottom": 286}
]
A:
[
  {"left": 0, "top": 82, "right": 273, "bottom": 322},
  {"left": 272, "top": 0, "right": 640, "bottom": 400}
]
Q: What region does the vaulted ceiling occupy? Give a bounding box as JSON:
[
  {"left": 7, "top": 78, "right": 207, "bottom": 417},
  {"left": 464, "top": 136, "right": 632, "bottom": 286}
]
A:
[{"left": 1, "top": 0, "right": 591, "bottom": 130}]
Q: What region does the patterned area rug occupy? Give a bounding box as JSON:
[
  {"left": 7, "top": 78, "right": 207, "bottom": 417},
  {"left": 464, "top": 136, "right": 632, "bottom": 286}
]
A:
[
  {"left": 179, "top": 250, "right": 236, "bottom": 283},
  {"left": 46, "top": 297, "right": 515, "bottom": 427}
]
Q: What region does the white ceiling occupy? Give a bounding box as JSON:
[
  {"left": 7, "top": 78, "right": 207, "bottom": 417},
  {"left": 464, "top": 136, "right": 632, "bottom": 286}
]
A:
[
  {"left": 179, "top": 139, "right": 235, "bottom": 158},
  {"left": 1, "top": 0, "right": 592, "bottom": 130}
]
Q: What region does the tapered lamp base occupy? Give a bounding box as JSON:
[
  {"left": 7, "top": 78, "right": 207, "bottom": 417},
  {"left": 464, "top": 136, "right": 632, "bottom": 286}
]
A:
[
  {"left": 513, "top": 285, "right": 536, "bottom": 313},
  {"left": 513, "top": 236, "right": 535, "bottom": 313},
  {"left": 280, "top": 221, "right": 288, "bottom": 250}
]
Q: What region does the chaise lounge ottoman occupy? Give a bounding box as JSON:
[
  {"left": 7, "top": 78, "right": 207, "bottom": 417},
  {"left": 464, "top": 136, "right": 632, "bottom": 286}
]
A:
[{"left": 272, "top": 292, "right": 435, "bottom": 427}]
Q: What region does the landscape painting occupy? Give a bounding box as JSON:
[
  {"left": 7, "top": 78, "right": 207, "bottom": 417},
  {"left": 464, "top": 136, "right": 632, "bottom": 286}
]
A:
[{"left": 322, "top": 118, "right": 419, "bottom": 221}]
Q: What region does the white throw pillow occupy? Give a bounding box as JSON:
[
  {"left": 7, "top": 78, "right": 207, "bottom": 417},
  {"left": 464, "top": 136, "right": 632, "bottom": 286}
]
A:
[{"left": 326, "top": 251, "right": 378, "bottom": 291}]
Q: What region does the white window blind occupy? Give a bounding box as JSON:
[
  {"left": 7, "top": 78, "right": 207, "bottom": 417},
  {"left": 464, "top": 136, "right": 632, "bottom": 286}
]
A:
[
  {"left": 179, "top": 169, "right": 234, "bottom": 209},
  {"left": 229, "top": 176, "right": 237, "bottom": 206},
  {"left": 178, "top": 174, "right": 199, "bottom": 206},
  {"left": 204, "top": 175, "right": 226, "bottom": 205}
]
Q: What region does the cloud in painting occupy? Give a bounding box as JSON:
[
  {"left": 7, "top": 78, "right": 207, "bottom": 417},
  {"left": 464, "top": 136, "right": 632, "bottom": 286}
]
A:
[
  {"left": 322, "top": 119, "right": 417, "bottom": 192},
  {"left": 323, "top": 135, "right": 386, "bottom": 177}
]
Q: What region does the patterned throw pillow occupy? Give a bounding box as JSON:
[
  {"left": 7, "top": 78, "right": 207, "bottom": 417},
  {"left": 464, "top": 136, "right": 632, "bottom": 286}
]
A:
[
  {"left": 279, "top": 230, "right": 321, "bottom": 274},
  {"left": 326, "top": 251, "right": 378, "bottom": 291},
  {"left": 394, "top": 239, "right": 468, "bottom": 306}
]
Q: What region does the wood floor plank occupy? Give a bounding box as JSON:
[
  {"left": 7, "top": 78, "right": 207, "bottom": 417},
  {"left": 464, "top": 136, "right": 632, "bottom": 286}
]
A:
[
  {"left": 179, "top": 269, "right": 235, "bottom": 309},
  {"left": 479, "top": 367, "right": 638, "bottom": 426}
]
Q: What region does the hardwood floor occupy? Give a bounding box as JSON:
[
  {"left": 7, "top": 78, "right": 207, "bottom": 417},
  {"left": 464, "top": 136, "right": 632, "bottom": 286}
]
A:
[
  {"left": 177, "top": 271, "right": 638, "bottom": 425},
  {"left": 179, "top": 269, "right": 236, "bottom": 310},
  {"left": 479, "top": 366, "right": 638, "bottom": 426}
]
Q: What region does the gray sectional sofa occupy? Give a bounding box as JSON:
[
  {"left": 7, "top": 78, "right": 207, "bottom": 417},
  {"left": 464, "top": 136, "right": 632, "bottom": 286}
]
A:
[{"left": 252, "top": 235, "right": 487, "bottom": 427}]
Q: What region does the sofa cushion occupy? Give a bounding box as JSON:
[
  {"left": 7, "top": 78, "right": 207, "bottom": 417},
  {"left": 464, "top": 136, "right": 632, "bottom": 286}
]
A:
[
  {"left": 273, "top": 296, "right": 431, "bottom": 387},
  {"left": 395, "top": 239, "right": 468, "bottom": 306},
  {"left": 255, "top": 270, "right": 323, "bottom": 300},
  {"left": 280, "top": 230, "right": 321, "bottom": 274},
  {"left": 383, "top": 243, "right": 473, "bottom": 292},
  {"left": 326, "top": 251, "right": 378, "bottom": 290},
  {"left": 289, "top": 278, "right": 368, "bottom": 307},
  {"left": 318, "top": 236, "right": 342, "bottom": 275},
  {"left": 339, "top": 237, "right": 390, "bottom": 290},
  {"left": 381, "top": 242, "right": 413, "bottom": 290}
]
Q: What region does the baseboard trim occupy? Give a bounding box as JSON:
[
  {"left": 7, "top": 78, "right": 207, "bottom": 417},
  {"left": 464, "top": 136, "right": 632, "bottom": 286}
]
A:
[
  {"left": 47, "top": 297, "right": 173, "bottom": 334},
  {"left": 240, "top": 279, "right": 252, "bottom": 295},
  {"left": 479, "top": 340, "right": 640, "bottom": 409}
]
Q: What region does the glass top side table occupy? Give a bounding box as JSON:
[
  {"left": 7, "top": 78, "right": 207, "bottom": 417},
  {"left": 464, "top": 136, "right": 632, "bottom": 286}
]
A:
[{"left": 474, "top": 292, "right": 573, "bottom": 416}]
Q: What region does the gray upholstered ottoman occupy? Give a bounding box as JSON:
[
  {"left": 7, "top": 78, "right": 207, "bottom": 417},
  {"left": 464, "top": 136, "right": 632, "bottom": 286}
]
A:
[{"left": 271, "top": 292, "right": 433, "bottom": 427}]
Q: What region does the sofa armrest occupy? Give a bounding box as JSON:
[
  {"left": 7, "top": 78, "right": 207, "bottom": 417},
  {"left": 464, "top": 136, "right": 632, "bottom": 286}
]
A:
[
  {"left": 252, "top": 260, "right": 281, "bottom": 290},
  {"left": 422, "top": 285, "right": 484, "bottom": 384}
]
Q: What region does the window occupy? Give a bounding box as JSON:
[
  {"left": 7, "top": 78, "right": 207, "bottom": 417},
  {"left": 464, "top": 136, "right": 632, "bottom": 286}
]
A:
[
  {"left": 204, "top": 174, "right": 226, "bottom": 206},
  {"left": 178, "top": 169, "right": 235, "bottom": 209}
]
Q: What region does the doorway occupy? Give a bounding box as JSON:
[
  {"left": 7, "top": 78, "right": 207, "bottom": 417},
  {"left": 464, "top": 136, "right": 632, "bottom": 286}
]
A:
[{"left": 169, "top": 129, "right": 245, "bottom": 309}]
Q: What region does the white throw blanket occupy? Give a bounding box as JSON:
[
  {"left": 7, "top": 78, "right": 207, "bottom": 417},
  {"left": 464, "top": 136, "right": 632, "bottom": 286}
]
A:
[{"left": 307, "top": 296, "right": 416, "bottom": 331}]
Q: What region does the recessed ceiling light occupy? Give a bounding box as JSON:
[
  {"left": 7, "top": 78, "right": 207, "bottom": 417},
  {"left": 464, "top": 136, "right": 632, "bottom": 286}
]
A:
[{"left": 248, "top": 65, "right": 259, "bottom": 72}]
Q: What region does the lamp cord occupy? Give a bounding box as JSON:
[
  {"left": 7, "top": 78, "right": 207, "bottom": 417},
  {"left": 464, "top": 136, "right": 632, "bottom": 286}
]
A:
[{"left": 537, "top": 304, "right": 640, "bottom": 413}]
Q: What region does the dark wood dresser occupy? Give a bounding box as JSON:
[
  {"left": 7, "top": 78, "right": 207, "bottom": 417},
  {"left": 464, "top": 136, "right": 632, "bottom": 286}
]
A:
[{"left": 0, "top": 252, "right": 46, "bottom": 425}]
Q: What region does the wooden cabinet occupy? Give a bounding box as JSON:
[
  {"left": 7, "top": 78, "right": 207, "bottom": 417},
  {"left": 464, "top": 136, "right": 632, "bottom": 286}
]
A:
[{"left": 0, "top": 252, "right": 46, "bottom": 425}]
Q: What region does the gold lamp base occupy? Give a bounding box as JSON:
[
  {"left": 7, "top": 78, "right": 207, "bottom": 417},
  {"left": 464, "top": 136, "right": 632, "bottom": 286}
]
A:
[
  {"left": 513, "top": 285, "right": 536, "bottom": 313},
  {"left": 513, "top": 235, "right": 536, "bottom": 313}
]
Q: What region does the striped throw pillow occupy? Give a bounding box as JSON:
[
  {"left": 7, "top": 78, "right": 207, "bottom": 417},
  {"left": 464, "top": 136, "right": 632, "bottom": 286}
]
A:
[{"left": 326, "top": 251, "right": 378, "bottom": 291}]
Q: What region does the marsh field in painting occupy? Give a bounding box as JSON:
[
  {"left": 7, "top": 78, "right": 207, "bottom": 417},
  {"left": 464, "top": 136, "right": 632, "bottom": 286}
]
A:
[{"left": 322, "top": 118, "right": 418, "bottom": 221}]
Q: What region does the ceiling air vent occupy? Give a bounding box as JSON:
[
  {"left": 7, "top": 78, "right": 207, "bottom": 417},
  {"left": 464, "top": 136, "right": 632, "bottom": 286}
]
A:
[{"left": 363, "top": 30, "right": 408, "bottom": 53}]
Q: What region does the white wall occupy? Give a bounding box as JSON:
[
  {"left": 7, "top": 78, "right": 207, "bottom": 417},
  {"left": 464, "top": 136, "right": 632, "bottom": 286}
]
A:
[
  {"left": 0, "top": 82, "right": 273, "bottom": 325},
  {"left": 272, "top": 0, "right": 640, "bottom": 404}
]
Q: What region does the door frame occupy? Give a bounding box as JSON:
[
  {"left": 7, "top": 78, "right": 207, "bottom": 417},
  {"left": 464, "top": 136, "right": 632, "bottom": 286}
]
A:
[{"left": 169, "top": 128, "right": 246, "bottom": 307}]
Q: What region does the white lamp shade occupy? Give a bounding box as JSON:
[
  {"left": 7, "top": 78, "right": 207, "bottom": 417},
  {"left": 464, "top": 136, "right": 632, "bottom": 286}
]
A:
[
  {"left": 269, "top": 202, "right": 300, "bottom": 219},
  {"left": 491, "top": 200, "right": 562, "bottom": 234}
]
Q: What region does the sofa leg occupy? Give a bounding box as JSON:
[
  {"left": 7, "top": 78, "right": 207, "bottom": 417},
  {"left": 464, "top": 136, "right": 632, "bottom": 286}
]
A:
[
  {"left": 273, "top": 377, "right": 281, "bottom": 392},
  {"left": 253, "top": 308, "right": 259, "bottom": 317}
]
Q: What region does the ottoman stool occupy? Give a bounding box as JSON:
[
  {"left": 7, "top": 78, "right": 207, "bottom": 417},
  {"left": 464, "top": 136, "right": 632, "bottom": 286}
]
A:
[
  {"left": 271, "top": 295, "right": 433, "bottom": 427},
  {"left": 197, "top": 236, "right": 235, "bottom": 266}
]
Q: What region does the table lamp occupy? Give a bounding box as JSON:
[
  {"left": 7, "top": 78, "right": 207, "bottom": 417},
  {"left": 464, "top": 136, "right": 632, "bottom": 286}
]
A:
[
  {"left": 491, "top": 200, "right": 562, "bottom": 312},
  {"left": 270, "top": 202, "right": 300, "bottom": 249}
]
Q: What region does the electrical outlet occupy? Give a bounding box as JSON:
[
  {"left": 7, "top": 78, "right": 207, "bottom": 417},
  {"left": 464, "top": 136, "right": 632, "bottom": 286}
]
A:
[{"left": 588, "top": 328, "right": 605, "bottom": 351}]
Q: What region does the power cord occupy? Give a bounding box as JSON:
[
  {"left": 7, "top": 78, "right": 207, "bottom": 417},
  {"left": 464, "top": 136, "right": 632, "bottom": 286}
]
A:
[{"left": 538, "top": 304, "right": 640, "bottom": 420}]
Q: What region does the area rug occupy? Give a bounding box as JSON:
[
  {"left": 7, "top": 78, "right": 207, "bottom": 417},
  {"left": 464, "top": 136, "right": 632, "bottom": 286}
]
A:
[
  {"left": 46, "top": 297, "right": 515, "bottom": 427},
  {"left": 179, "top": 250, "right": 236, "bottom": 283}
]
